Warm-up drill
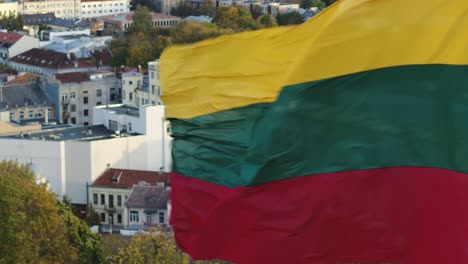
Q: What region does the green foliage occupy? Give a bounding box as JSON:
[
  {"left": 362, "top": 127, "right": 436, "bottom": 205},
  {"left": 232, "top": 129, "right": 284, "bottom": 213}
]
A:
[
  {"left": 258, "top": 14, "right": 278, "bottom": 28},
  {"left": 276, "top": 11, "right": 304, "bottom": 25},
  {"left": 106, "top": 229, "right": 190, "bottom": 264},
  {"left": 171, "top": 2, "right": 198, "bottom": 18},
  {"left": 170, "top": 21, "right": 233, "bottom": 44},
  {"left": 250, "top": 5, "right": 263, "bottom": 20},
  {"left": 212, "top": 6, "right": 259, "bottom": 32},
  {"left": 60, "top": 202, "right": 105, "bottom": 264},
  {"left": 86, "top": 204, "right": 101, "bottom": 226},
  {"left": 200, "top": 0, "right": 214, "bottom": 17},
  {"left": 0, "top": 15, "right": 23, "bottom": 31},
  {"left": 129, "top": 4, "right": 153, "bottom": 34},
  {"left": 301, "top": 0, "right": 326, "bottom": 9},
  {"left": 0, "top": 160, "right": 104, "bottom": 264}
]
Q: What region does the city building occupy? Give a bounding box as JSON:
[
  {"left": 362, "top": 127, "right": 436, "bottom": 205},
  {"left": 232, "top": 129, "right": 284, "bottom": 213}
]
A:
[
  {"left": 0, "top": 31, "right": 40, "bottom": 65},
  {"left": 19, "top": 0, "right": 82, "bottom": 20},
  {"left": 126, "top": 184, "right": 170, "bottom": 227},
  {"left": 88, "top": 168, "right": 169, "bottom": 227},
  {"left": 0, "top": 104, "right": 172, "bottom": 205},
  {"left": 42, "top": 70, "right": 120, "bottom": 125},
  {"left": 9, "top": 48, "right": 110, "bottom": 74},
  {"left": 98, "top": 11, "right": 180, "bottom": 32},
  {"left": 80, "top": 0, "right": 130, "bottom": 19},
  {"left": 0, "top": 83, "right": 56, "bottom": 123},
  {"left": 23, "top": 13, "right": 90, "bottom": 37},
  {"left": 214, "top": 0, "right": 299, "bottom": 17}
]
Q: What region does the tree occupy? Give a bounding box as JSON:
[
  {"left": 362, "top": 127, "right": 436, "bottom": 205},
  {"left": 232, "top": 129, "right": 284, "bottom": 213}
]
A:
[
  {"left": 0, "top": 160, "right": 104, "bottom": 264},
  {"left": 301, "top": 0, "right": 326, "bottom": 9},
  {"left": 276, "top": 11, "right": 304, "bottom": 25},
  {"left": 130, "top": 4, "right": 153, "bottom": 34},
  {"left": 212, "top": 6, "right": 259, "bottom": 32},
  {"left": 171, "top": 2, "right": 198, "bottom": 18},
  {"left": 106, "top": 229, "right": 190, "bottom": 264},
  {"left": 86, "top": 204, "right": 101, "bottom": 226},
  {"left": 170, "top": 21, "right": 232, "bottom": 44},
  {"left": 258, "top": 14, "right": 278, "bottom": 28},
  {"left": 200, "top": 0, "right": 214, "bottom": 17},
  {"left": 250, "top": 5, "right": 263, "bottom": 20}
]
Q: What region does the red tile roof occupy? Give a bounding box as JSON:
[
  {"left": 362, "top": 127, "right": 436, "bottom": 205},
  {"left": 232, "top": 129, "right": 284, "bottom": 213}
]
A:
[
  {"left": 0, "top": 32, "right": 22, "bottom": 48},
  {"left": 91, "top": 168, "right": 170, "bottom": 189},
  {"left": 54, "top": 72, "right": 90, "bottom": 83},
  {"left": 9, "top": 48, "right": 113, "bottom": 70},
  {"left": 5, "top": 73, "right": 39, "bottom": 85}
]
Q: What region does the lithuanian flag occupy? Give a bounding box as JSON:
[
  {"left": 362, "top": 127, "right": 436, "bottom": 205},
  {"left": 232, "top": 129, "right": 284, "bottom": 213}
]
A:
[{"left": 161, "top": 0, "right": 468, "bottom": 263}]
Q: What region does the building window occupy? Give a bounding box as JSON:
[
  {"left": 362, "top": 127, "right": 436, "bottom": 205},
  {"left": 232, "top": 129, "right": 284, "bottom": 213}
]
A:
[
  {"left": 100, "top": 213, "right": 106, "bottom": 222},
  {"left": 36, "top": 112, "right": 42, "bottom": 117},
  {"left": 100, "top": 194, "right": 105, "bottom": 205},
  {"left": 19, "top": 111, "right": 24, "bottom": 119},
  {"left": 108, "top": 120, "right": 118, "bottom": 131},
  {"left": 83, "top": 97, "right": 88, "bottom": 104},
  {"left": 96, "top": 102, "right": 102, "bottom": 105},
  {"left": 129, "top": 92, "right": 133, "bottom": 100},
  {"left": 83, "top": 90, "right": 88, "bottom": 94},
  {"left": 28, "top": 110, "right": 34, "bottom": 118},
  {"left": 117, "top": 195, "right": 122, "bottom": 206},
  {"left": 97, "top": 89, "right": 102, "bottom": 96},
  {"left": 109, "top": 194, "right": 114, "bottom": 208},
  {"left": 93, "top": 193, "right": 98, "bottom": 204},
  {"left": 129, "top": 81, "right": 132, "bottom": 85},
  {"left": 117, "top": 213, "right": 122, "bottom": 224},
  {"left": 62, "top": 93, "right": 68, "bottom": 100},
  {"left": 70, "top": 104, "right": 76, "bottom": 112},
  {"left": 84, "top": 109, "right": 89, "bottom": 116},
  {"left": 70, "top": 92, "right": 75, "bottom": 99},
  {"left": 71, "top": 117, "right": 76, "bottom": 124},
  {"left": 122, "top": 90, "right": 125, "bottom": 99},
  {"left": 151, "top": 71, "right": 155, "bottom": 79},
  {"left": 130, "top": 211, "right": 139, "bottom": 222},
  {"left": 141, "top": 98, "right": 144, "bottom": 105},
  {"left": 151, "top": 85, "right": 155, "bottom": 94},
  {"left": 159, "top": 212, "right": 165, "bottom": 223},
  {"left": 128, "top": 122, "right": 132, "bottom": 132},
  {"left": 84, "top": 122, "right": 89, "bottom": 126}
]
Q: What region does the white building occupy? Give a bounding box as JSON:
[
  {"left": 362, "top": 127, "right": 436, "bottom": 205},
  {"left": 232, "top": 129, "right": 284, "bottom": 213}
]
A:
[
  {"left": 0, "top": 104, "right": 172, "bottom": 205},
  {"left": 215, "top": 0, "right": 299, "bottom": 17},
  {"left": 80, "top": 0, "right": 130, "bottom": 19},
  {"left": 88, "top": 168, "right": 169, "bottom": 227},
  {"left": 0, "top": 32, "right": 39, "bottom": 65},
  {"left": 19, "top": 0, "right": 81, "bottom": 20}
]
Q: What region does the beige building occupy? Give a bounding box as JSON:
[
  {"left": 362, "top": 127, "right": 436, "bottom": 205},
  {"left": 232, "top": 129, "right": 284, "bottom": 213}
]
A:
[
  {"left": 0, "top": 1, "right": 19, "bottom": 18},
  {"left": 0, "top": 120, "right": 41, "bottom": 136},
  {"left": 99, "top": 11, "right": 181, "bottom": 32},
  {"left": 89, "top": 168, "right": 169, "bottom": 227},
  {"left": 19, "top": 0, "right": 81, "bottom": 20}
]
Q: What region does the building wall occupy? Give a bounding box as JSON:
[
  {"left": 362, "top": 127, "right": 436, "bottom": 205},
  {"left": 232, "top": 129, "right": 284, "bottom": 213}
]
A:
[
  {"left": 0, "top": 138, "right": 66, "bottom": 198},
  {"left": 88, "top": 186, "right": 129, "bottom": 226},
  {"left": 0, "top": 2, "right": 18, "bottom": 18},
  {"left": 8, "top": 105, "right": 55, "bottom": 122},
  {"left": 80, "top": 0, "right": 130, "bottom": 19},
  {"left": 19, "top": 0, "right": 81, "bottom": 20},
  {"left": 0, "top": 120, "right": 41, "bottom": 136},
  {"left": 121, "top": 72, "right": 141, "bottom": 106},
  {"left": 127, "top": 208, "right": 168, "bottom": 226},
  {"left": 148, "top": 60, "right": 163, "bottom": 105}
]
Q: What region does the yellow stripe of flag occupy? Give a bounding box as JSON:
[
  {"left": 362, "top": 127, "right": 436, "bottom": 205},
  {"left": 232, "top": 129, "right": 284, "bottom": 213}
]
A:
[{"left": 161, "top": 0, "right": 468, "bottom": 119}]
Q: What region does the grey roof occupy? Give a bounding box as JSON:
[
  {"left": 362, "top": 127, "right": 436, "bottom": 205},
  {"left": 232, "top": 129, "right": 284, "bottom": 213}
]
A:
[
  {"left": 0, "top": 124, "right": 137, "bottom": 141},
  {"left": 0, "top": 85, "right": 53, "bottom": 110},
  {"left": 127, "top": 185, "right": 170, "bottom": 210},
  {"left": 23, "top": 13, "right": 89, "bottom": 28}
]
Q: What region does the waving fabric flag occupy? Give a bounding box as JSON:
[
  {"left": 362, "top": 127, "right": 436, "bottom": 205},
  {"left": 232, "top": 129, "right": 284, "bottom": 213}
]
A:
[{"left": 161, "top": 0, "right": 468, "bottom": 263}]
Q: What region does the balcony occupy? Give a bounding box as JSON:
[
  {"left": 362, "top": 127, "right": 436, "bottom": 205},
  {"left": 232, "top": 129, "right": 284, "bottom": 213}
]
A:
[{"left": 104, "top": 205, "right": 123, "bottom": 213}]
